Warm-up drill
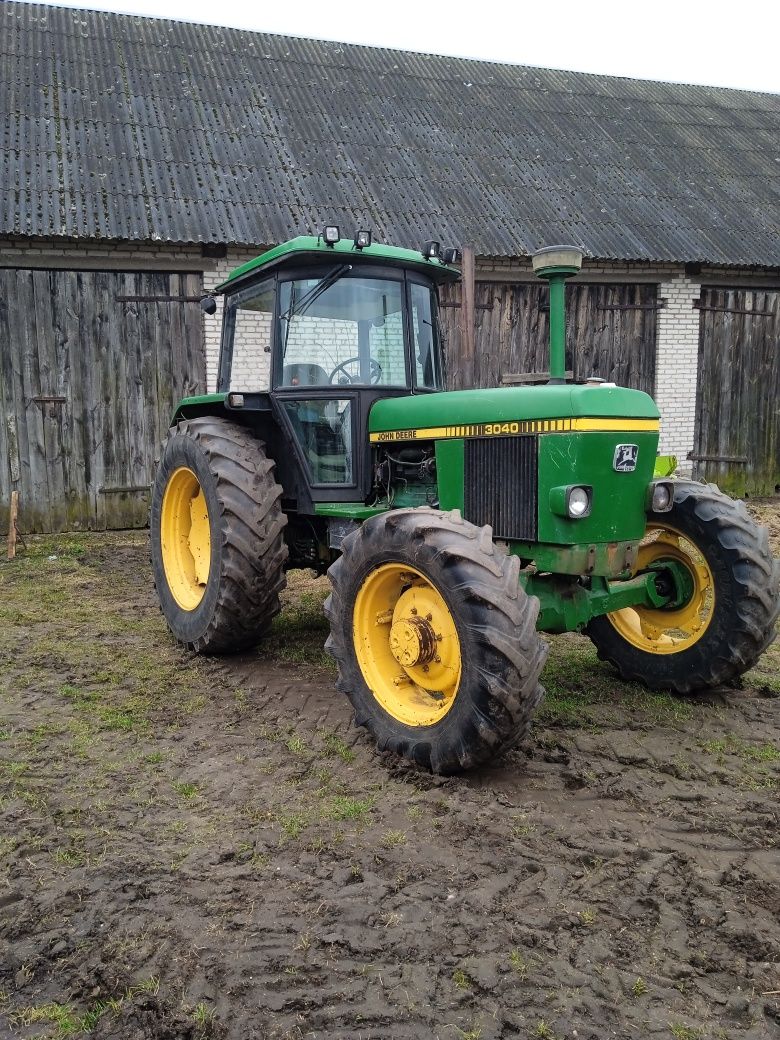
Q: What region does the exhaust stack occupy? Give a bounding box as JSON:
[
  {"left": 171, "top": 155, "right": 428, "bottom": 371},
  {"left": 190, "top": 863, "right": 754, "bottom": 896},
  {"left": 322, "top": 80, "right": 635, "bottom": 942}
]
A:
[{"left": 531, "top": 245, "right": 583, "bottom": 384}]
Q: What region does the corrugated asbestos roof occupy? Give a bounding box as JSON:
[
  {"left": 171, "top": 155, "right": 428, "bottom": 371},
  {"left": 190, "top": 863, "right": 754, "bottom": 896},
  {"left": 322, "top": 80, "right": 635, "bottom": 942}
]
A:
[{"left": 2, "top": 1, "right": 780, "bottom": 265}]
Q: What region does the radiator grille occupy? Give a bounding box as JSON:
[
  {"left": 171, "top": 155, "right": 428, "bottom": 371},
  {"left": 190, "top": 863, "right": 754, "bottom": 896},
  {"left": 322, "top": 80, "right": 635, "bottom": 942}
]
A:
[{"left": 464, "top": 436, "right": 538, "bottom": 541}]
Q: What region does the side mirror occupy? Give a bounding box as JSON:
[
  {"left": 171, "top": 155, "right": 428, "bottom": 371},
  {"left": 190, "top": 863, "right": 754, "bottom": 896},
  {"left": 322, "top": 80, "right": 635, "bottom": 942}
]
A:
[{"left": 200, "top": 295, "right": 217, "bottom": 315}]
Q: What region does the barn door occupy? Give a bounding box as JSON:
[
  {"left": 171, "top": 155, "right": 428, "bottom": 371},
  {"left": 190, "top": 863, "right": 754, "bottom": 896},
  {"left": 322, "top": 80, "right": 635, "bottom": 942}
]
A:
[
  {"left": 692, "top": 288, "right": 780, "bottom": 497},
  {"left": 567, "top": 284, "right": 658, "bottom": 394},
  {"left": 439, "top": 280, "right": 657, "bottom": 393},
  {"left": 0, "top": 268, "right": 204, "bottom": 533}
]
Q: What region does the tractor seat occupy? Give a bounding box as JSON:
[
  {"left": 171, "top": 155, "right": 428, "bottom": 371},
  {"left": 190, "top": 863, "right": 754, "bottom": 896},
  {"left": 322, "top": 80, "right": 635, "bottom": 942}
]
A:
[{"left": 282, "top": 363, "right": 329, "bottom": 387}]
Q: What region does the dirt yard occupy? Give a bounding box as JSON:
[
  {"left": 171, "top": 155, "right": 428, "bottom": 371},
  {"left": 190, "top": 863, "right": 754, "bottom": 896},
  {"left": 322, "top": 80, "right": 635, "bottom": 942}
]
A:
[{"left": 1, "top": 504, "right": 779, "bottom": 1040}]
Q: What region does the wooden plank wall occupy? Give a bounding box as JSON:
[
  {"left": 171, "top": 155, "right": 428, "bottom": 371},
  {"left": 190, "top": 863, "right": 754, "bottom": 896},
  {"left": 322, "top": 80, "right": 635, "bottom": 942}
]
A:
[
  {"left": 440, "top": 281, "right": 658, "bottom": 395},
  {"left": 0, "top": 269, "right": 204, "bottom": 533},
  {"left": 693, "top": 287, "right": 780, "bottom": 497}
]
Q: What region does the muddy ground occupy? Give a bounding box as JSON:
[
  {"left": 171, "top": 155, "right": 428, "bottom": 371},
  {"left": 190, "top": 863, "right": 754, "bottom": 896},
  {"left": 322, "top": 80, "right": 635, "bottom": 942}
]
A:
[{"left": 1, "top": 504, "right": 779, "bottom": 1040}]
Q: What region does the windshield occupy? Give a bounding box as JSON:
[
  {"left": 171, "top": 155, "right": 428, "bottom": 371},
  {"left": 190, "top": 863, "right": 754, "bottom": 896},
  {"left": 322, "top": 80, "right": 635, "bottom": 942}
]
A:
[{"left": 277, "top": 275, "right": 407, "bottom": 388}]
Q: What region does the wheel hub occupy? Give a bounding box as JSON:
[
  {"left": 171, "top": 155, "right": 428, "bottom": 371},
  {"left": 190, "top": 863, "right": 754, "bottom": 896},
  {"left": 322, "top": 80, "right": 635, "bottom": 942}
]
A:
[
  {"left": 352, "top": 563, "right": 462, "bottom": 727},
  {"left": 390, "top": 614, "right": 438, "bottom": 668}
]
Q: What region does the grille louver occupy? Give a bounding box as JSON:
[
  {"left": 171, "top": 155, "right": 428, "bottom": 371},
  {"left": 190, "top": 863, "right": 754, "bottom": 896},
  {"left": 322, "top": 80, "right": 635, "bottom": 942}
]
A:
[{"left": 464, "top": 436, "right": 538, "bottom": 541}]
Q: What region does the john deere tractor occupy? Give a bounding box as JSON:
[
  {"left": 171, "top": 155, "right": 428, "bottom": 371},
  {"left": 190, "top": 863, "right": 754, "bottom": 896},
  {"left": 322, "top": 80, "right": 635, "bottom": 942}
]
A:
[{"left": 150, "top": 229, "right": 779, "bottom": 773}]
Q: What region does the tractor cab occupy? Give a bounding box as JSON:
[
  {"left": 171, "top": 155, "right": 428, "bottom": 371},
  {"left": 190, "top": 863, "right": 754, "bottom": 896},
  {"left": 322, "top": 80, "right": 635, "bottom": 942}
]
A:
[{"left": 211, "top": 231, "right": 458, "bottom": 501}]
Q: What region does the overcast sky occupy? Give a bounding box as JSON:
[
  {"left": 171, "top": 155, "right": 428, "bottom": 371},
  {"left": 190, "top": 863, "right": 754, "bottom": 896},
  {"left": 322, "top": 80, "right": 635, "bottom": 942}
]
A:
[{"left": 35, "top": 0, "right": 780, "bottom": 94}]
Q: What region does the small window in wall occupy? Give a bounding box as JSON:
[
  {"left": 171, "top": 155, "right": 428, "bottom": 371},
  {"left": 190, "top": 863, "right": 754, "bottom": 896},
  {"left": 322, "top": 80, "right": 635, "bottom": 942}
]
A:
[
  {"left": 283, "top": 398, "right": 354, "bottom": 484},
  {"left": 220, "top": 279, "right": 274, "bottom": 391}
]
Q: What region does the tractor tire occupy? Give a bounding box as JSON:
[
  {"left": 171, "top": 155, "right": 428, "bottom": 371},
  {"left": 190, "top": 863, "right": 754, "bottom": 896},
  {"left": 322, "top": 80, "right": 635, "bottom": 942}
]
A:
[
  {"left": 324, "top": 508, "right": 547, "bottom": 774},
  {"left": 150, "top": 417, "right": 288, "bottom": 653},
  {"left": 586, "top": 480, "right": 779, "bottom": 693}
]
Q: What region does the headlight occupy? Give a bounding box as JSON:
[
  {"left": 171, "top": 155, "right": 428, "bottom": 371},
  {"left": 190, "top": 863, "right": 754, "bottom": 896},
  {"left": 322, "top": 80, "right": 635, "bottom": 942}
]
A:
[
  {"left": 549, "top": 484, "right": 593, "bottom": 519},
  {"left": 567, "top": 486, "right": 592, "bottom": 518},
  {"left": 647, "top": 480, "right": 674, "bottom": 513}
]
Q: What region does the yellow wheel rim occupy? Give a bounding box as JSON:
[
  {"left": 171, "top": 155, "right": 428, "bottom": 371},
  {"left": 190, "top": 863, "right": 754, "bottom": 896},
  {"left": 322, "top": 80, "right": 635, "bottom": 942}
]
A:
[
  {"left": 607, "top": 523, "right": 715, "bottom": 654},
  {"left": 160, "top": 466, "right": 211, "bottom": 611},
  {"left": 353, "top": 563, "right": 462, "bottom": 727}
]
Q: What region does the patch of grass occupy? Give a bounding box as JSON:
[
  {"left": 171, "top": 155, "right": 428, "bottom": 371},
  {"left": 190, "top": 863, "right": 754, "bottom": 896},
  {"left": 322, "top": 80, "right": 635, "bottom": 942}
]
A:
[
  {"left": 452, "top": 968, "right": 472, "bottom": 990},
  {"left": 328, "top": 795, "right": 374, "bottom": 821},
  {"left": 12, "top": 1002, "right": 82, "bottom": 1035},
  {"left": 98, "top": 706, "right": 141, "bottom": 732},
  {"left": 406, "top": 804, "right": 423, "bottom": 820},
  {"left": 321, "top": 731, "right": 356, "bottom": 763},
  {"left": 632, "top": 977, "right": 648, "bottom": 996},
  {"left": 25, "top": 534, "right": 90, "bottom": 560},
  {"left": 192, "top": 1002, "right": 215, "bottom": 1027},
  {"left": 381, "top": 829, "right": 407, "bottom": 848},
  {"left": 700, "top": 733, "right": 780, "bottom": 763},
  {"left": 53, "top": 847, "right": 84, "bottom": 868},
  {"left": 11, "top": 977, "right": 163, "bottom": 1038},
  {"left": 262, "top": 575, "right": 333, "bottom": 669},
  {"left": 533, "top": 1022, "right": 556, "bottom": 1040},
  {"left": 285, "top": 734, "right": 307, "bottom": 755},
  {"left": 278, "top": 811, "right": 309, "bottom": 840},
  {"left": 59, "top": 683, "right": 101, "bottom": 706},
  {"left": 511, "top": 815, "right": 536, "bottom": 839},
  {"left": 172, "top": 781, "right": 198, "bottom": 799},
  {"left": 578, "top": 907, "right": 597, "bottom": 926},
  {"left": 457, "top": 1028, "right": 482, "bottom": 1040},
  {"left": 25, "top": 723, "right": 61, "bottom": 747},
  {"left": 670, "top": 1026, "right": 703, "bottom": 1040},
  {"left": 509, "top": 949, "right": 529, "bottom": 978},
  {"left": 0, "top": 728, "right": 10, "bottom": 740},
  {"left": 539, "top": 637, "right": 696, "bottom": 728}
]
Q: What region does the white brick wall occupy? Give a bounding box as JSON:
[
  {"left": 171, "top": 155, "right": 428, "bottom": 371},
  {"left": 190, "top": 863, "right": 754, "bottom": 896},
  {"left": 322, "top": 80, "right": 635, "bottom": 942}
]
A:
[
  {"left": 655, "top": 274, "right": 701, "bottom": 473},
  {"left": 202, "top": 249, "right": 264, "bottom": 392}
]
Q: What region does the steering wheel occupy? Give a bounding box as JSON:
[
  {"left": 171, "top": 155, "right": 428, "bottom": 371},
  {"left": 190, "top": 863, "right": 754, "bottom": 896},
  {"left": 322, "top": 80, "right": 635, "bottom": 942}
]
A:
[{"left": 329, "top": 357, "right": 383, "bottom": 385}]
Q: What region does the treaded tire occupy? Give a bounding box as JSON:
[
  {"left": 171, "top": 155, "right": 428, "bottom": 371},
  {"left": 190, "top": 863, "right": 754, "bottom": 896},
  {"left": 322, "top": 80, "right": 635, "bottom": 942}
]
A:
[
  {"left": 324, "top": 508, "right": 547, "bottom": 774},
  {"left": 150, "top": 417, "right": 288, "bottom": 653},
  {"left": 586, "top": 480, "right": 780, "bottom": 693}
]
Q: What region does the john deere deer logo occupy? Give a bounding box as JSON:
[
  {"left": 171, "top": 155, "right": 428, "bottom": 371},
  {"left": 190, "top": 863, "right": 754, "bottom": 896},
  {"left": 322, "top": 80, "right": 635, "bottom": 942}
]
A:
[{"left": 613, "top": 444, "right": 639, "bottom": 472}]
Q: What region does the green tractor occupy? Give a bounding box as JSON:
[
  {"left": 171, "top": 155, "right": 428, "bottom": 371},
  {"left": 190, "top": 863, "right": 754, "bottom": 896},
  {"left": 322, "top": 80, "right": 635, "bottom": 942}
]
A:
[{"left": 150, "top": 229, "right": 779, "bottom": 773}]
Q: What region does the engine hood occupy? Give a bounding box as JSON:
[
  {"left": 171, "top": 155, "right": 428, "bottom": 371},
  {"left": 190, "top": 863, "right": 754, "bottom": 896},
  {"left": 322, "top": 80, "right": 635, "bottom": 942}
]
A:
[{"left": 368, "top": 384, "right": 659, "bottom": 440}]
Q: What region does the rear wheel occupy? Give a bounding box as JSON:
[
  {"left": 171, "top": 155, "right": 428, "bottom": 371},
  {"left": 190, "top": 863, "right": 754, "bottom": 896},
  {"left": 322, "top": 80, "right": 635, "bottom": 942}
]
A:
[
  {"left": 586, "top": 481, "right": 779, "bottom": 692},
  {"left": 325, "top": 508, "right": 547, "bottom": 774},
  {"left": 150, "top": 417, "right": 288, "bottom": 653}
]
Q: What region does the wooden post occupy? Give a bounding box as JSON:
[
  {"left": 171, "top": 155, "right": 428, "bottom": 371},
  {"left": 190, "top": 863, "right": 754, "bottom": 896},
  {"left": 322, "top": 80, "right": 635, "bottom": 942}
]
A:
[
  {"left": 461, "top": 245, "right": 476, "bottom": 388},
  {"left": 7, "top": 490, "right": 18, "bottom": 560}
]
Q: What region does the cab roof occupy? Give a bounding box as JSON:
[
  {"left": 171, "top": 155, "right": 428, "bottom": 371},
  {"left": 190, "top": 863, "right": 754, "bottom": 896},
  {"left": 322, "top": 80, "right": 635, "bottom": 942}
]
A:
[{"left": 216, "top": 235, "right": 461, "bottom": 292}]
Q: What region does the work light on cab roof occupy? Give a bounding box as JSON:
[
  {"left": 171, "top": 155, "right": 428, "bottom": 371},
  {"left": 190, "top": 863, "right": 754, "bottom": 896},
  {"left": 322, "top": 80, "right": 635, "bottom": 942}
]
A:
[{"left": 149, "top": 229, "right": 780, "bottom": 777}]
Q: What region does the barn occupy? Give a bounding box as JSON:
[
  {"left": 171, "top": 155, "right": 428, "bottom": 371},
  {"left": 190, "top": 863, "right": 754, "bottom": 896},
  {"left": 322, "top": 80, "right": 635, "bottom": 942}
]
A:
[{"left": 2, "top": 1, "right": 779, "bottom": 532}]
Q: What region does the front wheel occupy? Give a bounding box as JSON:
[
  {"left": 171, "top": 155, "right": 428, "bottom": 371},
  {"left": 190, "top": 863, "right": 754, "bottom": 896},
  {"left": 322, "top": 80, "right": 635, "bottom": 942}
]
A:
[
  {"left": 586, "top": 481, "right": 779, "bottom": 693},
  {"left": 324, "top": 508, "right": 547, "bottom": 774}
]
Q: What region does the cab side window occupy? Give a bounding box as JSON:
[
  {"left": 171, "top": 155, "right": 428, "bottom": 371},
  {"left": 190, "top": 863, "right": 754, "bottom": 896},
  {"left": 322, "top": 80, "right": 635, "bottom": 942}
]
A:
[{"left": 220, "top": 279, "right": 275, "bottom": 391}]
